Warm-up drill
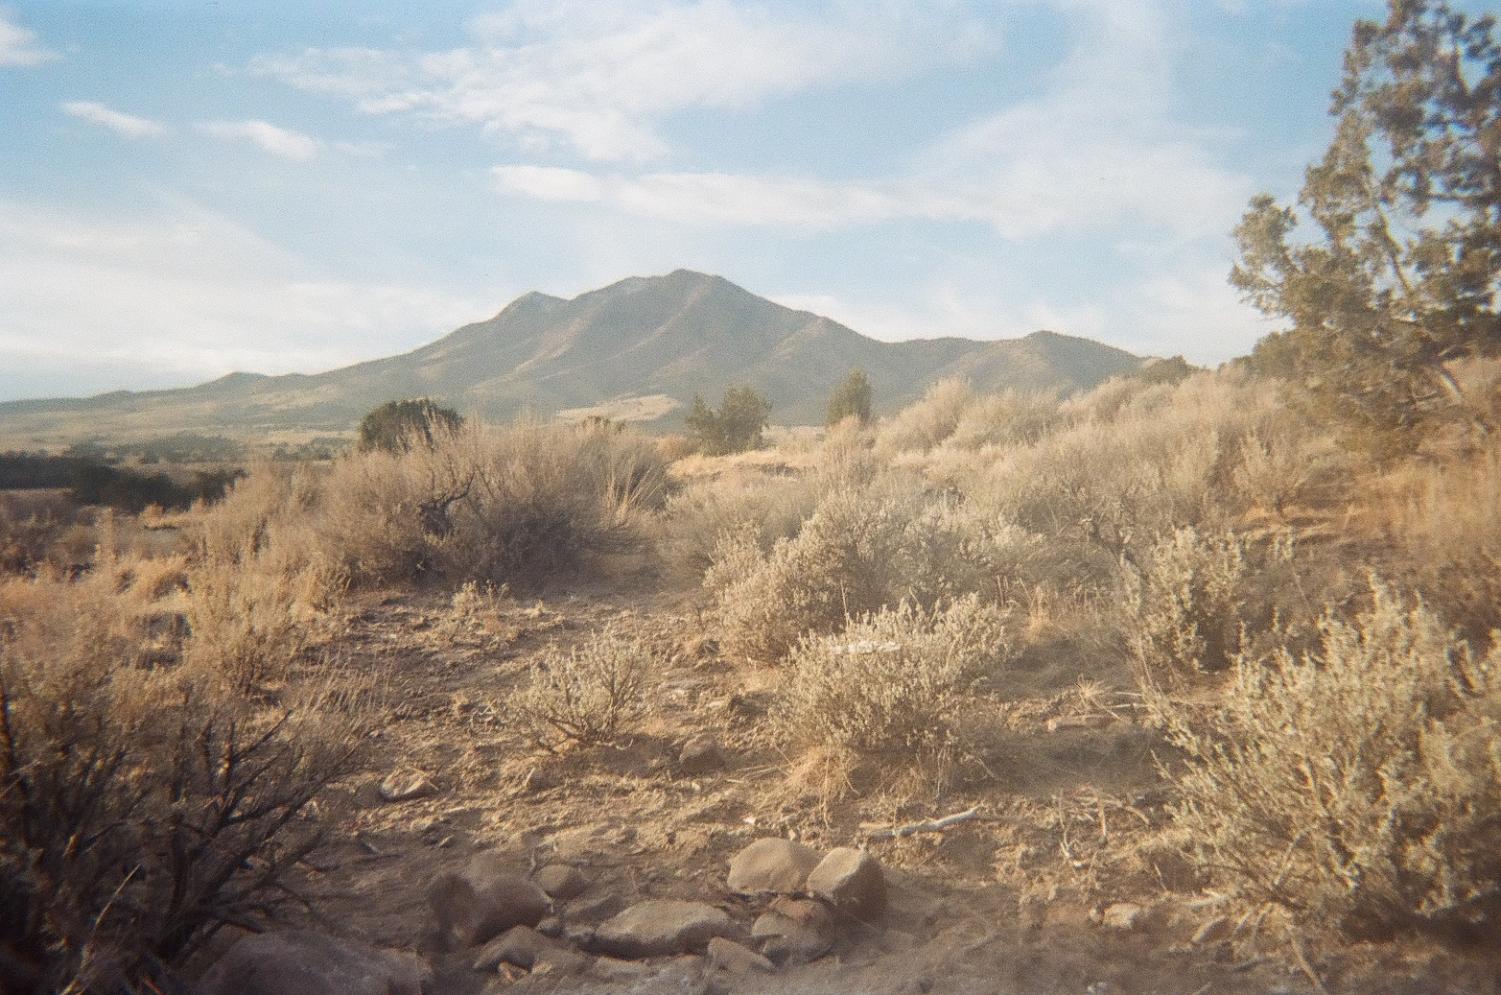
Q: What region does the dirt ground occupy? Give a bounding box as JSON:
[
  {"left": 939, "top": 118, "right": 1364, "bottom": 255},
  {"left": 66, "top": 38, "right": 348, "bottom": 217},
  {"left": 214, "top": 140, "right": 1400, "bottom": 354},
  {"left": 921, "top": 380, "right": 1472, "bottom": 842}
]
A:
[{"left": 235, "top": 580, "right": 1500, "bottom": 995}]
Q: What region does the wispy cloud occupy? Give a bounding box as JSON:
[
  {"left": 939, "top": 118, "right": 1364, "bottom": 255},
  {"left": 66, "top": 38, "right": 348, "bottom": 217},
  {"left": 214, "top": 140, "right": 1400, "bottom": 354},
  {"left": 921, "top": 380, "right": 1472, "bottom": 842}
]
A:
[
  {"left": 197, "top": 119, "right": 323, "bottom": 160},
  {"left": 492, "top": 1, "right": 1251, "bottom": 245},
  {"left": 0, "top": 200, "right": 488, "bottom": 392},
  {"left": 0, "top": 9, "right": 57, "bottom": 67},
  {"left": 250, "top": 0, "right": 997, "bottom": 161},
  {"left": 61, "top": 101, "right": 166, "bottom": 138}
]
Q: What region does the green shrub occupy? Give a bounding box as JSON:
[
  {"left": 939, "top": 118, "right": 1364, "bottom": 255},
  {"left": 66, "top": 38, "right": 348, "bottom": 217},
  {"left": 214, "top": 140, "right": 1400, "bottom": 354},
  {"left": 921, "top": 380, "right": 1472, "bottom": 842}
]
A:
[
  {"left": 357, "top": 398, "right": 464, "bottom": 453},
  {"left": 826, "top": 369, "right": 873, "bottom": 427},
  {"left": 685, "top": 386, "right": 772, "bottom": 455}
]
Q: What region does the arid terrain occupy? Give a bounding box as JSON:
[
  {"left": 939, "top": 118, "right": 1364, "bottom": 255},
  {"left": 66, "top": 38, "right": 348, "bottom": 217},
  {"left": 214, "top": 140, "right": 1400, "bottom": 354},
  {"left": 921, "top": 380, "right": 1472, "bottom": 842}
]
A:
[{"left": 5, "top": 360, "right": 1500, "bottom": 994}]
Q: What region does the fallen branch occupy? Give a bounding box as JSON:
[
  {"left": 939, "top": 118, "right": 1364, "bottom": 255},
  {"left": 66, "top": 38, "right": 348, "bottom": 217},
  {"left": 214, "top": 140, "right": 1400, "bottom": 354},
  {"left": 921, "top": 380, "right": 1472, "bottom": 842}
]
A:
[{"left": 865, "top": 807, "right": 981, "bottom": 841}]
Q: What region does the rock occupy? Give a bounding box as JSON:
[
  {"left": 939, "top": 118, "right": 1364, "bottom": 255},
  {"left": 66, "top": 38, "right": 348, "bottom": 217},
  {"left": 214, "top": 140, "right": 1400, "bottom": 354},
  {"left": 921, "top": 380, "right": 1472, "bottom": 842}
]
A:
[
  {"left": 197, "top": 930, "right": 429, "bottom": 995},
  {"left": 472, "top": 926, "right": 558, "bottom": 971},
  {"left": 533, "top": 863, "right": 588, "bottom": 901},
  {"left": 752, "top": 899, "right": 836, "bottom": 966},
  {"left": 679, "top": 734, "right": 725, "bottom": 774},
  {"left": 1192, "top": 915, "right": 1232, "bottom": 945},
  {"left": 378, "top": 769, "right": 437, "bottom": 803},
  {"left": 1100, "top": 902, "right": 1146, "bottom": 931},
  {"left": 591, "top": 957, "right": 654, "bottom": 981},
  {"left": 805, "top": 847, "right": 885, "bottom": 920},
  {"left": 427, "top": 851, "right": 551, "bottom": 947},
  {"left": 726, "top": 838, "right": 822, "bottom": 895},
  {"left": 536, "top": 916, "right": 564, "bottom": 939},
  {"left": 593, "top": 899, "right": 739, "bottom": 959},
  {"left": 563, "top": 924, "right": 597, "bottom": 949},
  {"left": 566, "top": 892, "right": 625, "bottom": 922},
  {"left": 707, "top": 937, "right": 775, "bottom": 975}
]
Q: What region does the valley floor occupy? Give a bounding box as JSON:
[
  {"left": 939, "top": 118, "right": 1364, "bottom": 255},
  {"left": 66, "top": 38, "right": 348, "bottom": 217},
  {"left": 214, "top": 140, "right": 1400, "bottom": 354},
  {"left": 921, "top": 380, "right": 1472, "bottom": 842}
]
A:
[{"left": 234, "top": 584, "right": 1496, "bottom": 995}]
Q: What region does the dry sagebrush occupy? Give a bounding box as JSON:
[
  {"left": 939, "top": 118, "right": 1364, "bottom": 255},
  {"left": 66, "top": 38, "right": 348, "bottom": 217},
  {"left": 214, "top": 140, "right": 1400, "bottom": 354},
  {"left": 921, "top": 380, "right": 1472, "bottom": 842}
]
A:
[
  {"left": 315, "top": 420, "right": 668, "bottom": 587},
  {"left": 1160, "top": 581, "right": 1501, "bottom": 942},
  {"left": 513, "top": 627, "right": 660, "bottom": 747},
  {"left": 775, "top": 597, "right": 1009, "bottom": 760}
]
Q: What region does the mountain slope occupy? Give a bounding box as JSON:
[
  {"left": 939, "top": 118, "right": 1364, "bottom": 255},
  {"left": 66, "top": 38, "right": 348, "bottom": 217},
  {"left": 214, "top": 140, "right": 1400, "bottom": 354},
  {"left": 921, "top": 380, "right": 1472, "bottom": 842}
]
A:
[{"left": 0, "top": 270, "right": 1148, "bottom": 444}]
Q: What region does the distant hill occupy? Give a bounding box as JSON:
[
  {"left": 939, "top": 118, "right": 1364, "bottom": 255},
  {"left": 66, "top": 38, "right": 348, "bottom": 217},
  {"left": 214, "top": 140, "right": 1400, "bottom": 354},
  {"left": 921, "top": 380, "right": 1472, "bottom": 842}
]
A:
[{"left": 0, "top": 270, "right": 1149, "bottom": 445}]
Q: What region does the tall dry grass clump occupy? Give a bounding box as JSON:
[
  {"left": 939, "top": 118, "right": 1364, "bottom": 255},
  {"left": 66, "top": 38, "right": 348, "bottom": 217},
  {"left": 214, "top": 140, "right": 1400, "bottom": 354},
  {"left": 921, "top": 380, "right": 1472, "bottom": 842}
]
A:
[
  {"left": 185, "top": 462, "right": 346, "bottom": 689},
  {"left": 1160, "top": 581, "right": 1501, "bottom": 943},
  {"left": 775, "top": 597, "right": 1009, "bottom": 761},
  {"left": 315, "top": 420, "right": 668, "bottom": 587}
]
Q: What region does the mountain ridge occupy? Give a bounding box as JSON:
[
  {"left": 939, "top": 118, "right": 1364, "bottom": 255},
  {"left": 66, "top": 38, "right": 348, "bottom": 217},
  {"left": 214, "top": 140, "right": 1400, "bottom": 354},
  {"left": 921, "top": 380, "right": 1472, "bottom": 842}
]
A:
[{"left": 0, "top": 270, "right": 1150, "bottom": 444}]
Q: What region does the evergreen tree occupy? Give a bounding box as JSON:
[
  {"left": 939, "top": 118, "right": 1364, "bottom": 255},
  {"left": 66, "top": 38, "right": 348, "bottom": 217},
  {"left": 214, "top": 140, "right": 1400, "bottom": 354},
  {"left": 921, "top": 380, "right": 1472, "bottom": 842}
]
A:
[
  {"left": 826, "top": 369, "right": 873, "bottom": 426},
  {"left": 1232, "top": 0, "right": 1500, "bottom": 451},
  {"left": 357, "top": 399, "right": 464, "bottom": 453},
  {"left": 684, "top": 386, "right": 772, "bottom": 455}
]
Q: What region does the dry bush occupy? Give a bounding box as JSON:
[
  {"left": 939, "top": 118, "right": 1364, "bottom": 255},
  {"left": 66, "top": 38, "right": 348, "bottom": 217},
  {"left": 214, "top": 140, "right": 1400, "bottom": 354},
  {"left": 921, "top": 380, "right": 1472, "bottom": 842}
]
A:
[
  {"left": 513, "top": 627, "right": 659, "bottom": 747},
  {"left": 708, "top": 482, "right": 1032, "bottom": 664},
  {"left": 315, "top": 420, "right": 668, "bottom": 587},
  {"left": 1123, "top": 526, "right": 1253, "bottom": 688},
  {"left": 1161, "top": 581, "right": 1501, "bottom": 942},
  {"left": 0, "top": 592, "right": 356, "bottom": 993},
  {"left": 942, "top": 389, "right": 1062, "bottom": 452},
  {"left": 874, "top": 377, "right": 973, "bottom": 456},
  {"left": 195, "top": 460, "right": 322, "bottom": 565},
  {"left": 775, "top": 597, "right": 1009, "bottom": 760},
  {"left": 0, "top": 493, "right": 81, "bottom": 575},
  {"left": 183, "top": 548, "right": 343, "bottom": 691},
  {"left": 657, "top": 470, "right": 819, "bottom": 580}
]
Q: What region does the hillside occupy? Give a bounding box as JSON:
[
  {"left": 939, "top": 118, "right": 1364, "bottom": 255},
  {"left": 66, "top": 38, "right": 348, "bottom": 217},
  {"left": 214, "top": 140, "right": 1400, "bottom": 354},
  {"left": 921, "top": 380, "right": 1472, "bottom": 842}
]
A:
[{"left": 0, "top": 270, "right": 1147, "bottom": 445}]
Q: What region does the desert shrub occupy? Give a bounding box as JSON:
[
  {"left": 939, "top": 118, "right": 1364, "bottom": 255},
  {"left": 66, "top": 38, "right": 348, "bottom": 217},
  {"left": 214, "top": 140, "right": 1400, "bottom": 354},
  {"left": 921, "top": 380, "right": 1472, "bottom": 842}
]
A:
[
  {"left": 1123, "top": 527, "right": 1252, "bottom": 688},
  {"left": 0, "top": 675, "right": 355, "bottom": 992},
  {"left": 513, "top": 627, "right": 659, "bottom": 746},
  {"left": 0, "top": 587, "right": 356, "bottom": 992},
  {"left": 1162, "top": 581, "right": 1501, "bottom": 941},
  {"left": 357, "top": 397, "right": 464, "bottom": 453},
  {"left": 775, "top": 597, "right": 1008, "bottom": 758},
  {"left": 0, "top": 493, "right": 78, "bottom": 575},
  {"left": 1382, "top": 442, "right": 1501, "bottom": 646},
  {"left": 657, "top": 471, "right": 819, "bottom": 579},
  {"left": 942, "top": 389, "right": 1062, "bottom": 452},
  {"left": 195, "top": 460, "right": 323, "bottom": 566},
  {"left": 875, "top": 377, "right": 972, "bottom": 456},
  {"left": 708, "top": 482, "right": 1028, "bottom": 663},
  {"left": 183, "top": 547, "right": 343, "bottom": 690},
  {"left": 316, "top": 420, "right": 668, "bottom": 587}
]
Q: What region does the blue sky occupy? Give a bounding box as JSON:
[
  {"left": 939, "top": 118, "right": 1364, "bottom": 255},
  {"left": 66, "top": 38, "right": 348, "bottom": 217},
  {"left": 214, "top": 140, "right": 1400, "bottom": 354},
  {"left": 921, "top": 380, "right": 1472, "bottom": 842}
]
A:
[{"left": 0, "top": 0, "right": 1419, "bottom": 400}]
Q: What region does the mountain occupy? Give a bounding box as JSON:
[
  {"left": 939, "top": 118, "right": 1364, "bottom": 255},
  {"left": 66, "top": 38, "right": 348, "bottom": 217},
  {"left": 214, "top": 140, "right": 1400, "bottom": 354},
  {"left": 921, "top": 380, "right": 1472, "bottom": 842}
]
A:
[{"left": 0, "top": 270, "right": 1149, "bottom": 445}]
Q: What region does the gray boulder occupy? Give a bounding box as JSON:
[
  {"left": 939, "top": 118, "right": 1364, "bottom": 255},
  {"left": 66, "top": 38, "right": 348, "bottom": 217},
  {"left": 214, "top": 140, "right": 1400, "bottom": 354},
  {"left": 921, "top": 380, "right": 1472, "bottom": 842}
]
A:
[
  {"left": 427, "top": 851, "right": 550, "bottom": 947},
  {"left": 592, "top": 899, "right": 738, "bottom": 959},
  {"left": 197, "top": 930, "right": 429, "bottom": 995},
  {"left": 726, "top": 838, "right": 822, "bottom": 895},
  {"left": 805, "top": 847, "right": 886, "bottom": 921}
]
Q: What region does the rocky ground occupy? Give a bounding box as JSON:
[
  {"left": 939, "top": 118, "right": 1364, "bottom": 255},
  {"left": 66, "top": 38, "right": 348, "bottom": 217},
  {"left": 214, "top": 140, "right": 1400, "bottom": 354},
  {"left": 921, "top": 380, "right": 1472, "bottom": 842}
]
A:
[{"left": 190, "top": 585, "right": 1499, "bottom": 995}]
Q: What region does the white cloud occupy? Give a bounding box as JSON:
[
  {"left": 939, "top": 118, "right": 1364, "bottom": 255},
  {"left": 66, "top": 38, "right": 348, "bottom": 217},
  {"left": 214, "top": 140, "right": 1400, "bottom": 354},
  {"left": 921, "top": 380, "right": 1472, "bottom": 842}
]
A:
[
  {"left": 197, "top": 119, "right": 323, "bottom": 160},
  {"left": 60, "top": 101, "right": 166, "bottom": 138},
  {"left": 487, "top": 0, "right": 1252, "bottom": 244},
  {"left": 0, "top": 201, "right": 489, "bottom": 391},
  {"left": 251, "top": 0, "right": 997, "bottom": 161},
  {"left": 0, "top": 9, "right": 56, "bottom": 67}
]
